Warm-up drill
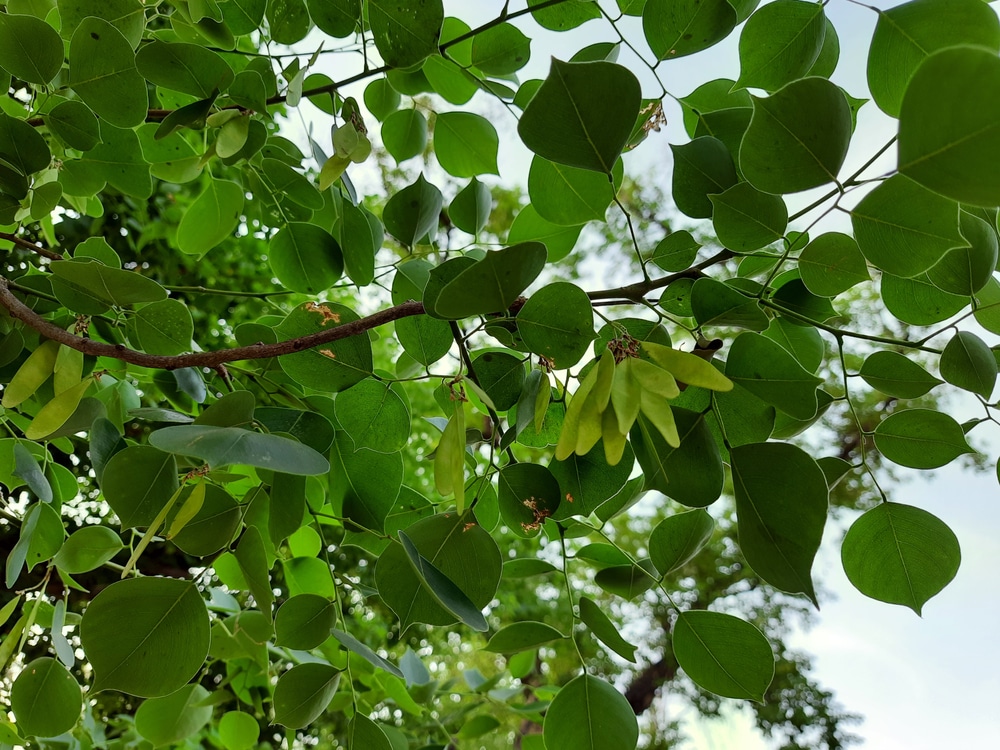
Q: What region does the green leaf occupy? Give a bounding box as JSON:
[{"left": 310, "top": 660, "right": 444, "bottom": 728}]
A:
[
  {"left": 690, "top": 277, "right": 769, "bottom": 330},
  {"left": 135, "top": 684, "right": 212, "bottom": 746},
  {"left": 274, "top": 594, "right": 335, "bottom": 650},
  {"left": 484, "top": 621, "right": 565, "bottom": 654},
  {"left": 797, "top": 232, "right": 869, "bottom": 296},
  {"left": 307, "top": 0, "right": 359, "bottom": 37},
  {"left": 68, "top": 17, "right": 147, "bottom": 128},
  {"left": 670, "top": 137, "right": 738, "bottom": 219},
  {"left": 149, "top": 425, "right": 329, "bottom": 475},
  {"left": 46, "top": 100, "right": 101, "bottom": 151},
  {"left": 853, "top": 174, "right": 967, "bottom": 277},
  {"left": 868, "top": 0, "right": 1000, "bottom": 118},
  {"left": 726, "top": 332, "right": 823, "bottom": 419},
  {"left": 335, "top": 378, "right": 410, "bottom": 453},
  {"left": 450, "top": 177, "right": 492, "bottom": 235},
  {"left": 680, "top": 78, "right": 751, "bottom": 137},
  {"left": 741, "top": 78, "right": 851, "bottom": 194},
  {"left": 471, "top": 22, "right": 531, "bottom": 75},
  {"left": 507, "top": 203, "right": 583, "bottom": 262},
  {"left": 433, "top": 112, "right": 499, "bottom": 178},
  {"left": 364, "top": 78, "right": 400, "bottom": 121},
  {"left": 423, "top": 53, "right": 477, "bottom": 105},
  {"left": 710, "top": 182, "right": 787, "bottom": 251},
  {"left": 218, "top": 711, "right": 260, "bottom": 750},
  {"left": 337, "top": 201, "right": 379, "bottom": 286},
  {"left": 81, "top": 577, "right": 209, "bottom": 697},
  {"left": 347, "top": 715, "right": 392, "bottom": 750},
  {"left": 898, "top": 46, "right": 1000, "bottom": 207},
  {"left": 594, "top": 561, "right": 658, "bottom": 599},
  {"left": 269, "top": 222, "right": 344, "bottom": 294},
  {"left": 939, "top": 330, "right": 997, "bottom": 399},
  {"left": 399, "top": 528, "right": 489, "bottom": 630},
  {"left": 518, "top": 59, "right": 640, "bottom": 173},
  {"left": 550, "top": 442, "right": 633, "bottom": 519},
  {"left": 272, "top": 664, "right": 341, "bottom": 729},
  {"left": 368, "top": 0, "right": 443, "bottom": 68},
  {"left": 649, "top": 509, "right": 715, "bottom": 577},
  {"left": 652, "top": 231, "right": 701, "bottom": 272},
  {"left": 383, "top": 173, "right": 441, "bottom": 246},
  {"left": 471, "top": 350, "right": 526, "bottom": 411},
  {"left": 266, "top": 0, "right": 310, "bottom": 43},
  {"left": 331, "top": 628, "right": 404, "bottom": 678},
  {"left": 50, "top": 259, "right": 166, "bottom": 307},
  {"left": 881, "top": 271, "right": 969, "bottom": 325},
  {"left": 391, "top": 259, "right": 452, "bottom": 365},
  {"left": 433, "top": 242, "right": 547, "bottom": 318},
  {"left": 859, "top": 351, "right": 942, "bottom": 399},
  {"left": 735, "top": 1, "right": 826, "bottom": 92},
  {"left": 59, "top": 0, "right": 145, "bottom": 47},
  {"left": 673, "top": 611, "right": 774, "bottom": 701},
  {"left": 130, "top": 299, "right": 194, "bottom": 356},
  {"left": 0, "top": 13, "right": 64, "bottom": 85},
  {"left": 731, "top": 441, "right": 828, "bottom": 604},
  {"left": 842, "top": 502, "right": 961, "bottom": 615},
  {"left": 101, "top": 446, "right": 178, "bottom": 529},
  {"left": 53, "top": 526, "right": 123, "bottom": 574},
  {"left": 874, "top": 408, "right": 975, "bottom": 469},
  {"left": 643, "top": 0, "right": 737, "bottom": 60},
  {"left": 176, "top": 178, "right": 244, "bottom": 257},
  {"left": 542, "top": 674, "right": 638, "bottom": 750},
  {"left": 578, "top": 596, "right": 637, "bottom": 663},
  {"left": 235, "top": 526, "right": 274, "bottom": 621},
  {"left": 11, "top": 658, "right": 82, "bottom": 738},
  {"left": 13, "top": 443, "right": 51, "bottom": 503},
  {"left": 169, "top": 483, "right": 241, "bottom": 557},
  {"left": 926, "top": 211, "right": 998, "bottom": 296},
  {"left": 374, "top": 512, "right": 502, "bottom": 631},
  {"left": 630, "top": 409, "right": 724, "bottom": 507},
  {"left": 0, "top": 114, "right": 51, "bottom": 199},
  {"left": 517, "top": 282, "right": 594, "bottom": 369},
  {"left": 276, "top": 301, "right": 373, "bottom": 393},
  {"left": 498, "top": 462, "right": 561, "bottom": 538},
  {"left": 382, "top": 109, "right": 428, "bottom": 163},
  {"left": 528, "top": 0, "right": 601, "bottom": 31},
  {"left": 529, "top": 155, "right": 620, "bottom": 226},
  {"left": 136, "top": 40, "right": 234, "bottom": 97}
]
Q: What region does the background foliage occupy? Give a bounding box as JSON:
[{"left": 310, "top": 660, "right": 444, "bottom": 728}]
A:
[{"left": 0, "top": 0, "right": 996, "bottom": 748}]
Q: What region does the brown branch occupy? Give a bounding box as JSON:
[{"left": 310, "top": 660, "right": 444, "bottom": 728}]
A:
[
  {"left": 587, "top": 250, "right": 735, "bottom": 302},
  {"left": 0, "top": 276, "right": 425, "bottom": 369},
  {"left": 625, "top": 651, "right": 679, "bottom": 714},
  {"left": 0, "top": 232, "right": 62, "bottom": 261}
]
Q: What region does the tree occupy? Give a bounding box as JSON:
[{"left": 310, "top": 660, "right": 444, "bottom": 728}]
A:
[{"left": 0, "top": 0, "right": 995, "bottom": 747}]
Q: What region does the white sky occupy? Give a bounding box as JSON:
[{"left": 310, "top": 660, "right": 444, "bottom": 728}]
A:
[{"left": 300, "top": 1, "right": 1000, "bottom": 746}]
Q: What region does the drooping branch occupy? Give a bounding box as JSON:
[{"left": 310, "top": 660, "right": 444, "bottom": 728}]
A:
[
  {"left": 0, "top": 276, "right": 424, "bottom": 369},
  {"left": 0, "top": 232, "right": 62, "bottom": 261}
]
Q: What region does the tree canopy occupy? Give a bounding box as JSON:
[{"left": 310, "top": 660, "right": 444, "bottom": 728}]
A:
[{"left": 0, "top": 0, "right": 997, "bottom": 748}]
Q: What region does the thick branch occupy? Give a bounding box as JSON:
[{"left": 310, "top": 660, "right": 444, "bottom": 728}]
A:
[{"left": 0, "top": 276, "right": 424, "bottom": 369}]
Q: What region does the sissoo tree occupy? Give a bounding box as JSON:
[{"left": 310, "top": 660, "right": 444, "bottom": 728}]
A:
[{"left": 0, "top": 0, "right": 997, "bottom": 747}]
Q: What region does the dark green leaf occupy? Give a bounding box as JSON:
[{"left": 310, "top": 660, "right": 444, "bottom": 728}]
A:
[
  {"left": 483, "top": 621, "right": 564, "bottom": 654},
  {"left": 726, "top": 332, "right": 823, "bottom": 419},
  {"left": 881, "top": 271, "right": 969, "bottom": 326},
  {"left": 874, "top": 408, "right": 975, "bottom": 469},
  {"left": 542, "top": 674, "right": 638, "bottom": 750},
  {"left": 383, "top": 173, "right": 441, "bottom": 246},
  {"left": 276, "top": 301, "right": 373, "bottom": 393},
  {"left": 735, "top": 1, "right": 826, "bottom": 92},
  {"left": 68, "top": 18, "right": 147, "bottom": 128},
  {"left": 272, "top": 664, "right": 341, "bottom": 729},
  {"left": 368, "top": 0, "right": 443, "bottom": 68},
  {"left": 643, "top": 0, "right": 737, "bottom": 60},
  {"left": 731, "top": 441, "right": 828, "bottom": 604},
  {"left": 673, "top": 611, "right": 774, "bottom": 701},
  {"left": 528, "top": 155, "right": 618, "bottom": 225},
  {"left": 939, "top": 330, "right": 997, "bottom": 399},
  {"left": 898, "top": 46, "right": 1000, "bottom": 206},
  {"left": 691, "top": 277, "right": 769, "bottom": 330},
  {"left": 670, "top": 137, "right": 738, "bottom": 219},
  {"left": 498, "top": 462, "right": 561, "bottom": 538},
  {"left": 176, "top": 178, "right": 244, "bottom": 257},
  {"left": 517, "top": 282, "right": 594, "bottom": 369},
  {"left": 741, "top": 78, "right": 851, "bottom": 194},
  {"left": 927, "top": 212, "right": 998, "bottom": 296},
  {"left": 450, "top": 177, "right": 492, "bottom": 235},
  {"left": 578, "top": 596, "right": 637, "bottom": 663},
  {"left": 859, "top": 351, "right": 942, "bottom": 399},
  {"left": 842, "top": 502, "right": 960, "bottom": 615},
  {"left": 274, "top": 594, "right": 336, "bottom": 650},
  {"left": 630, "top": 409, "right": 724, "bottom": 507},
  {"left": 0, "top": 13, "right": 64, "bottom": 84},
  {"left": 868, "top": 0, "right": 1000, "bottom": 118},
  {"left": 797, "top": 232, "right": 869, "bottom": 296},
  {"left": 11, "top": 658, "right": 81, "bottom": 738},
  {"left": 649, "top": 509, "right": 715, "bottom": 577},
  {"left": 434, "top": 242, "right": 547, "bottom": 318},
  {"left": 136, "top": 40, "right": 233, "bottom": 97},
  {"left": 382, "top": 109, "right": 428, "bottom": 163},
  {"left": 269, "top": 223, "right": 344, "bottom": 295},
  {"left": 335, "top": 378, "right": 410, "bottom": 453},
  {"left": 518, "top": 59, "right": 640, "bottom": 173},
  {"left": 710, "top": 182, "right": 787, "bottom": 251},
  {"left": 101, "top": 446, "right": 178, "bottom": 529},
  {"left": 507, "top": 204, "right": 583, "bottom": 262},
  {"left": 81, "top": 577, "right": 209, "bottom": 697},
  {"left": 471, "top": 23, "right": 531, "bottom": 75}
]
